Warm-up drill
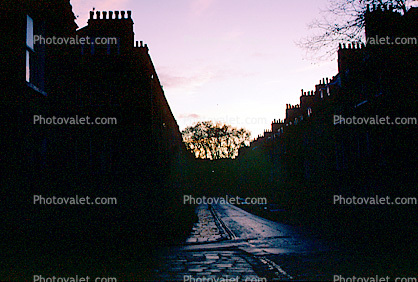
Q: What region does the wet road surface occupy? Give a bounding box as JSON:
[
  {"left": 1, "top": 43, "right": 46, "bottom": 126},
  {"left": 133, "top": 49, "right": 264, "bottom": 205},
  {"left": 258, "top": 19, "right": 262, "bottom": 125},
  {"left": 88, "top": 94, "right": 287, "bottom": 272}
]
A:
[{"left": 153, "top": 203, "right": 351, "bottom": 281}]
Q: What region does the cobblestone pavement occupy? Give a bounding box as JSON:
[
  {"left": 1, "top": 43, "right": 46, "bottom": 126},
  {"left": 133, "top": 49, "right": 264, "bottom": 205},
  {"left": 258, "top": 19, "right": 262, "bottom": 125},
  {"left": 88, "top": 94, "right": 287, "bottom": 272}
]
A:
[
  {"left": 155, "top": 248, "right": 261, "bottom": 281},
  {"left": 185, "top": 205, "right": 229, "bottom": 244},
  {"left": 155, "top": 204, "right": 264, "bottom": 281},
  {"left": 153, "top": 204, "right": 336, "bottom": 281}
]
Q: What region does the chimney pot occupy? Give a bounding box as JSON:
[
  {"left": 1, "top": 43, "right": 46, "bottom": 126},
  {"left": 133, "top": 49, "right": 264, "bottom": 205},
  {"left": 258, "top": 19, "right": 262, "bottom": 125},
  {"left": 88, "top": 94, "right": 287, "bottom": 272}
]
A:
[
  {"left": 140, "top": 40, "right": 143, "bottom": 47},
  {"left": 127, "top": 11, "right": 132, "bottom": 18},
  {"left": 90, "top": 11, "right": 94, "bottom": 19},
  {"left": 96, "top": 11, "right": 100, "bottom": 19},
  {"left": 103, "top": 11, "right": 107, "bottom": 19},
  {"left": 121, "top": 11, "right": 126, "bottom": 19},
  {"left": 115, "top": 11, "right": 120, "bottom": 19},
  {"left": 109, "top": 11, "right": 113, "bottom": 19},
  {"left": 136, "top": 41, "right": 139, "bottom": 47}
]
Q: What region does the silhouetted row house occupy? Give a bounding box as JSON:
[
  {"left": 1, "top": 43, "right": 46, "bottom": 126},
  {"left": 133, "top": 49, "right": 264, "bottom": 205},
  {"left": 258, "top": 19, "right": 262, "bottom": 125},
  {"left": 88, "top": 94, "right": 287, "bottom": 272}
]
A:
[
  {"left": 243, "top": 5, "right": 417, "bottom": 194},
  {"left": 2, "top": 0, "right": 188, "bottom": 262}
]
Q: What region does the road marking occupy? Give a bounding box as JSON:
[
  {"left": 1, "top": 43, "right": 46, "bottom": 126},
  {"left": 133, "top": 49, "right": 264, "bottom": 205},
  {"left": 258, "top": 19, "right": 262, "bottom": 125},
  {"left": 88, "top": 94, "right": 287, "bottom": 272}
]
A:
[
  {"left": 259, "top": 256, "right": 294, "bottom": 280},
  {"left": 209, "top": 204, "right": 237, "bottom": 240}
]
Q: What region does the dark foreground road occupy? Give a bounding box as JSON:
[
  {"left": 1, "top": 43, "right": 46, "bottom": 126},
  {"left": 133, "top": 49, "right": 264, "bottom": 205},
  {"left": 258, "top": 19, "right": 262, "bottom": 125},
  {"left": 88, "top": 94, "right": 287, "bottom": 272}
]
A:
[{"left": 152, "top": 203, "right": 359, "bottom": 281}]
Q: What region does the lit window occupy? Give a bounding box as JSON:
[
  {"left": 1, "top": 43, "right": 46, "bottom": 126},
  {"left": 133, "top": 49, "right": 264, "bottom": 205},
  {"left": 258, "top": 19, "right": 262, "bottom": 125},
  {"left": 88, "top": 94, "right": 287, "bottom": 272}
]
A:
[
  {"left": 25, "top": 14, "right": 46, "bottom": 94},
  {"left": 26, "top": 15, "right": 34, "bottom": 83},
  {"left": 26, "top": 15, "right": 34, "bottom": 50},
  {"left": 26, "top": 50, "right": 30, "bottom": 82}
]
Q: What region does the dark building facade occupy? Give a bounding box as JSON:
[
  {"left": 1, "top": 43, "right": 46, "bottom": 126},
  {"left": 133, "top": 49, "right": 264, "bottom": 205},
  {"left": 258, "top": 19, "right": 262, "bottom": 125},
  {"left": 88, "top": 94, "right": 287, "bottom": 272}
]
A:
[
  {"left": 234, "top": 6, "right": 417, "bottom": 255},
  {"left": 2, "top": 0, "right": 185, "bottom": 187},
  {"left": 241, "top": 5, "right": 417, "bottom": 194},
  {"left": 2, "top": 1, "right": 192, "bottom": 278}
]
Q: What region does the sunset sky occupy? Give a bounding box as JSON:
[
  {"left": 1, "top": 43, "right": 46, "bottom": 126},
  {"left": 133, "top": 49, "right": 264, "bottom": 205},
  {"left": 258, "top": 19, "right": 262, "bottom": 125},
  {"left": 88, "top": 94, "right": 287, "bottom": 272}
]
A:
[{"left": 70, "top": 0, "right": 416, "bottom": 138}]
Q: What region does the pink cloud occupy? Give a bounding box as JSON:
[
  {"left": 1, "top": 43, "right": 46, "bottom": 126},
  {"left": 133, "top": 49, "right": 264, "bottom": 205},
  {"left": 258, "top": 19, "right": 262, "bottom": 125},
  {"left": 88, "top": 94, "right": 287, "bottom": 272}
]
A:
[
  {"left": 179, "top": 114, "right": 201, "bottom": 119},
  {"left": 157, "top": 69, "right": 214, "bottom": 95},
  {"left": 190, "top": 0, "right": 215, "bottom": 16}
]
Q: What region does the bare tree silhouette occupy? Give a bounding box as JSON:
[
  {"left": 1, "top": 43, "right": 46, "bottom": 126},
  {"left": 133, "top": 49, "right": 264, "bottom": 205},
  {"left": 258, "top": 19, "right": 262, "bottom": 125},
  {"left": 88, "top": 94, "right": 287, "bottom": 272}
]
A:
[
  {"left": 182, "top": 121, "right": 251, "bottom": 160},
  {"left": 297, "top": 0, "right": 410, "bottom": 60}
]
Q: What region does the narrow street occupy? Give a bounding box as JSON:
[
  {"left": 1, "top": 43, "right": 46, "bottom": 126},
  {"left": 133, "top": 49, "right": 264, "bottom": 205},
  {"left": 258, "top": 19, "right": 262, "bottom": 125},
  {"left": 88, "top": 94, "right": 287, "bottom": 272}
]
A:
[{"left": 154, "top": 203, "right": 348, "bottom": 281}]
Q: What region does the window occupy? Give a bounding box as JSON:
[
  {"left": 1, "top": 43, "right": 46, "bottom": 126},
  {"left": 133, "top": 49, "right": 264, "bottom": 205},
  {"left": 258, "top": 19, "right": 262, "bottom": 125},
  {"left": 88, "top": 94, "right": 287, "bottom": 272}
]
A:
[
  {"left": 26, "top": 15, "right": 34, "bottom": 82},
  {"left": 25, "top": 15, "right": 46, "bottom": 94},
  {"left": 307, "top": 107, "right": 312, "bottom": 117},
  {"left": 26, "top": 50, "right": 30, "bottom": 82},
  {"left": 26, "top": 15, "right": 34, "bottom": 50}
]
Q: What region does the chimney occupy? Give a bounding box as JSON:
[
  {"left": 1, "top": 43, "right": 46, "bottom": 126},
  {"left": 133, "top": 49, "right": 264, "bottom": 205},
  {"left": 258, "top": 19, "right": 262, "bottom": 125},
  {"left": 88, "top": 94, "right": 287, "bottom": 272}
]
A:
[
  {"left": 121, "top": 11, "right": 126, "bottom": 19},
  {"left": 90, "top": 11, "right": 94, "bottom": 19},
  {"left": 103, "top": 11, "right": 107, "bottom": 19},
  {"left": 96, "top": 11, "right": 100, "bottom": 19},
  {"left": 109, "top": 11, "right": 113, "bottom": 19},
  {"left": 115, "top": 11, "right": 120, "bottom": 19},
  {"left": 135, "top": 41, "right": 139, "bottom": 47},
  {"left": 127, "top": 11, "right": 132, "bottom": 19},
  {"left": 326, "top": 77, "right": 329, "bottom": 84},
  {"left": 140, "top": 41, "right": 143, "bottom": 47}
]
